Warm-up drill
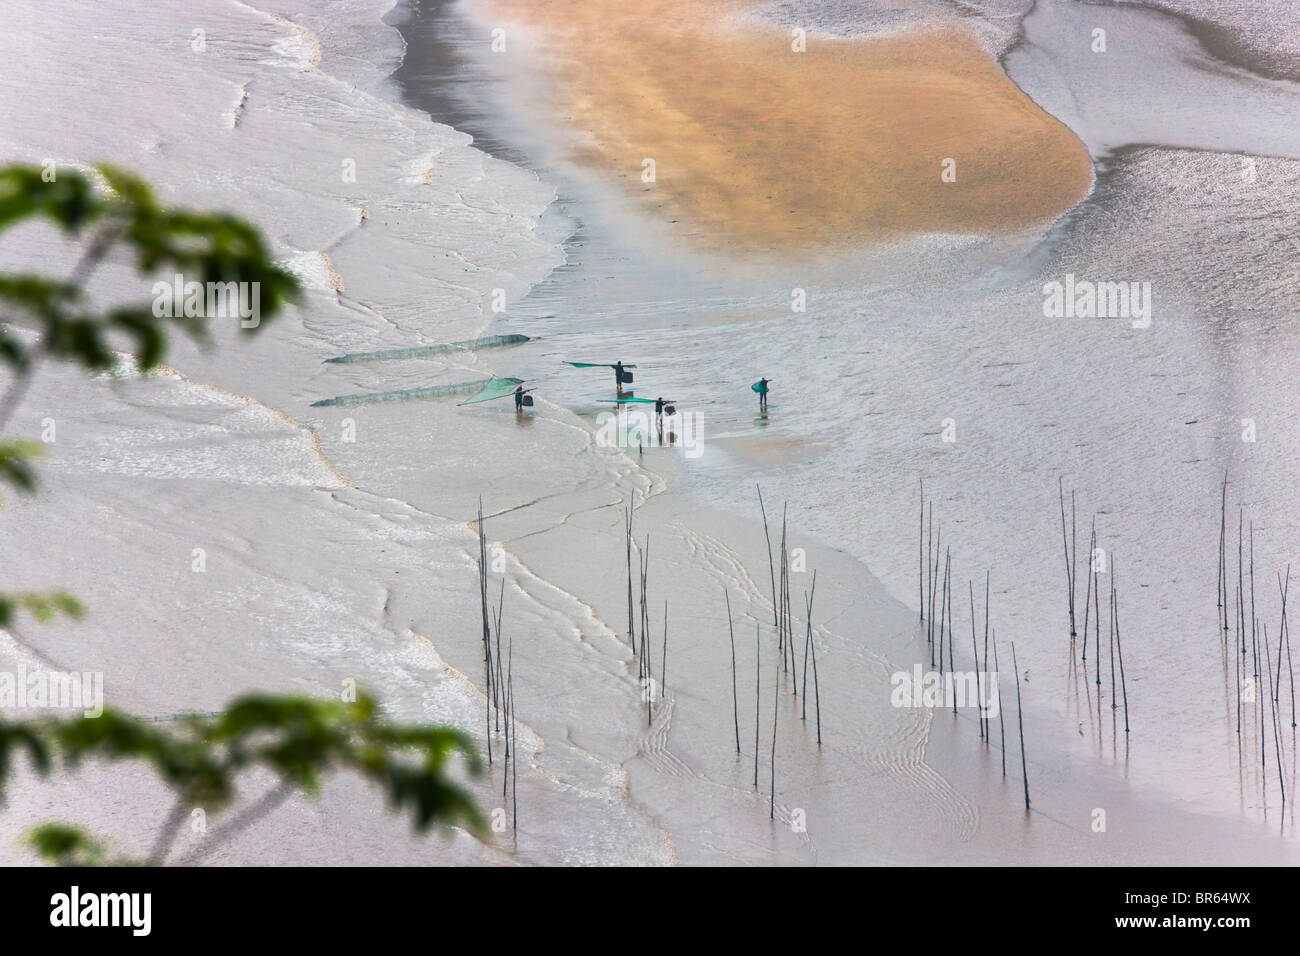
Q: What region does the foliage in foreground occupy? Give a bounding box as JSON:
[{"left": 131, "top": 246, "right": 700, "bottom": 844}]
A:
[
  {"left": 0, "top": 164, "right": 485, "bottom": 863},
  {"left": 3, "top": 693, "right": 485, "bottom": 864}
]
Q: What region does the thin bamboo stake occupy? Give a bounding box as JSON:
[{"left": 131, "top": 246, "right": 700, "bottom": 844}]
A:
[
  {"left": 935, "top": 522, "right": 946, "bottom": 650},
  {"left": 496, "top": 582, "right": 507, "bottom": 777},
  {"left": 1265, "top": 623, "right": 1285, "bottom": 804},
  {"left": 1219, "top": 473, "right": 1228, "bottom": 639},
  {"left": 1239, "top": 508, "right": 1246, "bottom": 668},
  {"left": 504, "top": 639, "right": 514, "bottom": 832},
  {"left": 780, "top": 504, "right": 792, "bottom": 678},
  {"left": 919, "top": 479, "right": 925, "bottom": 623},
  {"left": 807, "top": 571, "right": 822, "bottom": 745},
  {"left": 1113, "top": 559, "right": 1129, "bottom": 733},
  {"left": 757, "top": 485, "right": 779, "bottom": 633},
  {"left": 494, "top": 579, "right": 505, "bottom": 734},
  {"left": 1071, "top": 489, "right": 1079, "bottom": 638},
  {"left": 938, "top": 546, "right": 949, "bottom": 672},
  {"left": 1253, "top": 620, "right": 1264, "bottom": 780},
  {"left": 510, "top": 645, "right": 517, "bottom": 831},
  {"left": 1236, "top": 579, "right": 1243, "bottom": 735},
  {"left": 1081, "top": 523, "right": 1095, "bottom": 661},
  {"left": 770, "top": 612, "right": 779, "bottom": 820},
  {"left": 661, "top": 600, "right": 668, "bottom": 701},
  {"left": 938, "top": 547, "right": 947, "bottom": 682},
  {"left": 725, "top": 589, "right": 740, "bottom": 753},
  {"left": 1012, "top": 641, "right": 1030, "bottom": 809},
  {"left": 754, "top": 624, "right": 760, "bottom": 787},
  {"left": 1108, "top": 574, "right": 1117, "bottom": 710},
  {"left": 801, "top": 572, "right": 814, "bottom": 719},
  {"left": 983, "top": 570, "right": 991, "bottom": 740},
  {"left": 626, "top": 504, "right": 635, "bottom": 649},
  {"left": 1284, "top": 568, "right": 1297, "bottom": 729},
  {"left": 1274, "top": 572, "right": 1287, "bottom": 707},
  {"left": 1059, "top": 478, "right": 1076, "bottom": 638},
  {"left": 810, "top": 617, "right": 822, "bottom": 745},
  {"left": 781, "top": 524, "right": 789, "bottom": 680},
  {"left": 969, "top": 580, "right": 981, "bottom": 736},
  {"left": 479, "top": 500, "right": 493, "bottom": 767},
  {"left": 946, "top": 553, "right": 954, "bottom": 680},
  {"left": 993, "top": 630, "right": 1006, "bottom": 777},
  {"left": 1094, "top": 521, "right": 1102, "bottom": 687},
  {"left": 927, "top": 501, "right": 934, "bottom": 638},
  {"left": 503, "top": 634, "right": 511, "bottom": 799}
]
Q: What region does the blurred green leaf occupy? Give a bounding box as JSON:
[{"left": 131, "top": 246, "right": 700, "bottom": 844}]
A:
[
  {"left": 25, "top": 823, "right": 107, "bottom": 866},
  {"left": 0, "top": 163, "right": 301, "bottom": 375}
]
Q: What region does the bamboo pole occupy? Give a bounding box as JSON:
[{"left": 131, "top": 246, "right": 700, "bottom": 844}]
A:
[
  {"left": 494, "top": 579, "right": 505, "bottom": 734},
  {"left": 1257, "top": 624, "right": 1266, "bottom": 779},
  {"left": 726, "top": 589, "right": 740, "bottom": 753},
  {"left": 935, "top": 522, "right": 946, "bottom": 650},
  {"left": 1059, "top": 478, "right": 1076, "bottom": 638},
  {"left": 1265, "top": 623, "right": 1285, "bottom": 804},
  {"left": 1236, "top": 578, "right": 1243, "bottom": 735},
  {"left": 1219, "top": 474, "right": 1228, "bottom": 639},
  {"left": 1274, "top": 571, "right": 1287, "bottom": 708},
  {"left": 919, "top": 479, "right": 925, "bottom": 623},
  {"left": 1071, "top": 490, "right": 1078, "bottom": 639},
  {"left": 508, "top": 637, "right": 517, "bottom": 832},
  {"left": 478, "top": 500, "right": 493, "bottom": 767},
  {"left": 993, "top": 630, "right": 1006, "bottom": 777},
  {"left": 969, "top": 580, "right": 981, "bottom": 736},
  {"left": 1094, "top": 522, "right": 1102, "bottom": 687},
  {"left": 770, "top": 610, "right": 780, "bottom": 820},
  {"left": 983, "top": 570, "right": 991, "bottom": 741},
  {"left": 1108, "top": 573, "right": 1117, "bottom": 710},
  {"left": 661, "top": 600, "right": 668, "bottom": 702},
  {"left": 937, "top": 545, "right": 949, "bottom": 671},
  {"left": 938, "top": 547, "right": 947, "bottom": 682},
  {"left": 807, "top": 572, "right": 822, "bottom": 745},
  {"left": 801, "top": 574, "right": 813, "bottom": 719},
  {"left": 946, "top": 553, "right": 954, "bottom": 681},
  {"left": 511, "top": 652, "right": 517, "bottom": 832},
  {"left": 496, "top": 582, "right": 507, "bottom": 777},
  {"left": 1081, "top": 523, "right": 1095, "bottom": 661},
  {"left": 781, "top": 504, "right": 792, "bottom": 678},
  {"left": 1113, "top": 558, "right": 1129, "bottom": 733},
  {"left": 757, "top": 485, "right": 779, "bottom": 633},
  {"left": 927, "top": 501, "right": 934, "bottom": 638},
  {"left": 1012, "top": 642, "right": 1030, "bottom": 809},
  {"left": 1283, "top": 567, "right": 1297, "bottom": 729},
  {"left": 626, "top": 504, "right": 636, "bottom": 649},
  {"left": 754, "top": 624, "right": 760, "bottom": 787}
]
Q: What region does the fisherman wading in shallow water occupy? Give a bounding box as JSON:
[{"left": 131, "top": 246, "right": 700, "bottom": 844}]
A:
[
  {"left": 514, "top": 384, "right": 525, "bottom": 413},
  {"left": 753, "top": 377, "right": 770, "bottom": 411}
]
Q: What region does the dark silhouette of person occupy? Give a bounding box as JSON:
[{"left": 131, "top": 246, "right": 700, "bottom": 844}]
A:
[{"left": 757, "top": 377, "right": 770, "bottom": 411}]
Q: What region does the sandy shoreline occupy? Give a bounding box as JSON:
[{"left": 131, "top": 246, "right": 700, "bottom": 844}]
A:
[
  {"left": 2, "top": 0, "right": 1298, "bottom": 867},
  {"left": 467, "top": 0, "right": 1094, "bottom": 251}
]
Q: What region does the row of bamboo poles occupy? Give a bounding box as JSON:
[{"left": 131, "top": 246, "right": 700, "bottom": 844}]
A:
[
  {"left": 470, "top": 468, "right": 1300, "bottom": 847},
  {"left": 919, "top": 479, "right": 1028, "bottom": 808},
  {"left": 1216, "top": 474, "right": 1296, "bottom": 812}
]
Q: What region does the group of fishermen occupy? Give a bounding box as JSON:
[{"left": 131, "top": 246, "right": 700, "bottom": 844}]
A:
[{"left": 512, "top": 362, "right": 770, "bottom": 416}]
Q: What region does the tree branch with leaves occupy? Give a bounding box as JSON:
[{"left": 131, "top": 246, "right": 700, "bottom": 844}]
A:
[{"left": 0, "top": 164, "right": 484, "bottom": 864}]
